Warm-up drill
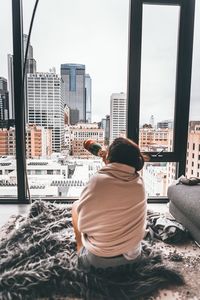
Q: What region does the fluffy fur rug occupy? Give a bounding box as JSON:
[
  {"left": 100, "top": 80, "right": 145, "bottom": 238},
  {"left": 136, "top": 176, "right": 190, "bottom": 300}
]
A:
[{"left": 0, "top": 201, "right": 184, "bottom": 300}]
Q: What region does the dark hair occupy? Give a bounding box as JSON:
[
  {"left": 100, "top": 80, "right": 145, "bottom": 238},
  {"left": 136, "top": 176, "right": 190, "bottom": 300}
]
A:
[{"left": 107, "top": 137, "right": 145, "bottom": 171}]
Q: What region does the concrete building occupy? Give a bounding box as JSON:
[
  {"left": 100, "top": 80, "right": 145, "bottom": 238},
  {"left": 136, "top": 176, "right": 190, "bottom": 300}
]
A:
[
  {"left": 70, "top": 123, "right": 104, "bottom": 157},
  {"left": 157, "top": 120, "right": 173, "bottom": 129},
  {"left": 139, "top": 128, "right": 171, "bottom": 152},
  {"left": 0, "top": 156, "right": 68, "bottom": 197},
  {"left": 63, "top": 124, "right": 71, "bottom": 155},
  {"left": 167, "top": 123, "right": 200, "bottom": 184},
  {"left": 142, "top": 163, "right": 168, "bottom": 196},
  {"left": 186, "top": 124, "right": 200, "bottom": 178},
  {"left": 27, "top": 72, "right": 64, "bottom": 152},
  {"left": 0, "top": 129, "right": 8, "bottom": 156},
  {"left": 0, "top": 156, "right": 103, "bottom": 198},
  {"left": 110, "top": 92, "right": 127, "bottom": 143},
  {"left": 0, "top": 125, "right": 52, "bottom": 158},
  {"left": 26, "top": 125, "right": 52, "bottom": 158},
  {"left": 188, "top": 120, "right": 200, "bottom": 131},
  {"left": 0, "top": 77, "right": 9, "bottom": 127},
  {"left": 61, "top": 64, "right": 92, "bottom": 125}
]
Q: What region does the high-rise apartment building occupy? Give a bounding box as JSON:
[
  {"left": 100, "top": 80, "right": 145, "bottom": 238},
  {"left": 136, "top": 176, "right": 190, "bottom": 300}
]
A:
[
  {"left": 0, "top": 77, "right": 9, "bottom": 127},
  {"left": 61, "top": 64, "right": 92, "bottom": 125},
  {"left": 27, "top": 72, "right": 64, "bottom": 153},
  {"left": 110, "top": 92, "right": 127, "bottom": 143}
]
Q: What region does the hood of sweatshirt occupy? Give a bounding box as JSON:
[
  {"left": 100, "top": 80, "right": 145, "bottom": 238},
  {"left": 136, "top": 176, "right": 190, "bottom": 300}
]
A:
[{"left": 98, "top": 162, "right": 138, "bottom": 182}]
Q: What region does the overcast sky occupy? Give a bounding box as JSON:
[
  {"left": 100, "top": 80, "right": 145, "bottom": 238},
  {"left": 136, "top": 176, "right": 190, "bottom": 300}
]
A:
[{"left": 0, "top": 0, "right": 200, "bottom": 124}]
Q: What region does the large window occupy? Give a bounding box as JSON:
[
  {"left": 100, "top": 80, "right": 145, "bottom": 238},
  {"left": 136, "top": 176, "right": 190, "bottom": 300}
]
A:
[
  {"left": 127, "top": 0, "right": 195, "bottom": 198},
  {"left": 0, "top": 0, "right": 197, "bottom": 202},
  {"left": 23, "top": 0, "right": 129, "bottom": 200}
]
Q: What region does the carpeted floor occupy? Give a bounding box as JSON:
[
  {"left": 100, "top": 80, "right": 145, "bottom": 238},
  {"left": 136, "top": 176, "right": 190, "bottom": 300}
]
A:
[
  {"left": 0, "top": 200, "right": 199, "bottom": 300},
  {"left": 151, "top": 240, "right": 200, "bottom": 300}
]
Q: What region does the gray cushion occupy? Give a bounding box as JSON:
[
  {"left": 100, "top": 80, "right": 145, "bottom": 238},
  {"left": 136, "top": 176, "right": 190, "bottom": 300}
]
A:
[{"left": 168, "top": 184, "right": 200, "bottom": 243}]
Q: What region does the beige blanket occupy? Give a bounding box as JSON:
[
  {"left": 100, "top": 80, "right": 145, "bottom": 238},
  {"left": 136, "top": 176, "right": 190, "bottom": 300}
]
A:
[{"left": 77, "top": 163, "right": 147, "bottom": 257}]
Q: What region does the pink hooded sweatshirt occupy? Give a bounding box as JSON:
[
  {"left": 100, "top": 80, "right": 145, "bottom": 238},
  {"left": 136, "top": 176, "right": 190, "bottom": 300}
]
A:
[{"left": 77, "top": 162, "right": 147, "bottom": 257}]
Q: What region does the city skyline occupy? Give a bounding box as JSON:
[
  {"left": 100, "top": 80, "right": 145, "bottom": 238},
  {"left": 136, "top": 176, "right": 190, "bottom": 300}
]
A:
[{"left": 1, "top": 0, "right": 200, "bottom": 124}]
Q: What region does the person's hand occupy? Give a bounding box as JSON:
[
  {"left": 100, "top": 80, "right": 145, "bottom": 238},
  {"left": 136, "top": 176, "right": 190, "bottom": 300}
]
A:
[{"left": 98, "top": 149, "right": 108, "bottom": 164}]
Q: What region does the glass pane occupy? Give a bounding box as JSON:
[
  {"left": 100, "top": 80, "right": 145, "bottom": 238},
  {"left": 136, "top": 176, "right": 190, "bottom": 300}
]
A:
[
  {"left": 186, "top": 0, "right": 200, "bottom": 179},
  {"left": 139, "top": 5, "right": 180, "bottom": 152},
  {"left": 0, "top": 0, "right": 17, "bottom": 198},
  {"left": 23, "top": 0, "right": 129, "bottom": 199},
  {"left": 142, "top": 162, "right": 177, "bottom": 197}
]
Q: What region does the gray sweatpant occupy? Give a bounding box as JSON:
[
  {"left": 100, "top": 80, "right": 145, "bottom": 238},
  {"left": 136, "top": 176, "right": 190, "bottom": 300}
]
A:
[{"left": 77, "top": 247, "right": 141, "bottom": 270}]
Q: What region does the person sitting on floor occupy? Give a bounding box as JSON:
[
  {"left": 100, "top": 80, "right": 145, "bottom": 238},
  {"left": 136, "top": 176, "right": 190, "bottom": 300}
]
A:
[{"left": 72, "top": 137, "right": 147, "bottom": 270}]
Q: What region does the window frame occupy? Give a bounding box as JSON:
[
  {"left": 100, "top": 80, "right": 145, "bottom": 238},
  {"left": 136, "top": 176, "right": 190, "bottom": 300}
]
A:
[
  {"left": 127, "top": 0, "right": 195, "bottom": 181},
  {"left": 0, "top": 0, "right": 195, "bottom": 204}
]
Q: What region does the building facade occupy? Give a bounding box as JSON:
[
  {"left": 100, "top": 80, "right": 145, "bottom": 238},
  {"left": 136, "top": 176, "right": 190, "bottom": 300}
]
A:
[
  {"left": 61, "top": 64, "right": 92, "bottom": 125},
  {"left": 139, "top": 128, "right": 171, "bottom": 152},
  {"left": 157, "top": 120, "right": 173, "bottom": 129},
  {"left": 70, "top": 123, "right": 104, "bottom": 157},
  {"left": 110, "top": 92, "right": 127, "bottom": 143},
  {"left": 0, "top": 125, "right": 52, "bottom": 158},
  {"left": 186, "top": 124, "right": 200, "bottom": 178},
  {"left": 142, "top": 163, "right": 168, "bottom": 196},
  {"left": 27, "top": 72, "right": 64, "bottom": 152}
]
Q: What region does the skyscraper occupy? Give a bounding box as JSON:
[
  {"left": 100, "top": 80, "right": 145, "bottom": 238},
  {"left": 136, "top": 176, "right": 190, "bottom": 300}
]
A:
[
  {"left": 27, "top": 72, "right": 64, "bottom": 152},
  {"left": 7, "top": 34, "right": 37, "bottom": 121},
  {"left": 23, "top": 34, "right": 37, "bottom": 74},
  {"left": 110, "top": 92, "right": 127, "bottom": 143},
  {"left": 0, "top": 77, "right": 9, "bottom": 127},
  {"left": 61, "top": 64, "right": 91, "bottom": 125}
]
